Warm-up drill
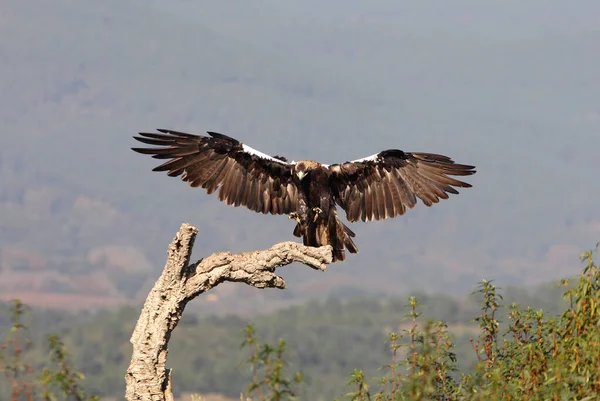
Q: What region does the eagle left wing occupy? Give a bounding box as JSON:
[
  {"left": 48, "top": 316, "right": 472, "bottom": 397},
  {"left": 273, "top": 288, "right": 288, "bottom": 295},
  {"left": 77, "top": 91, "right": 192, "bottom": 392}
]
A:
[
  {"left": 328, "top": 150, "right": 476, "bottom": 222},
  {"left": 132, "top": 129, "right": 299, "bottom": 215}
]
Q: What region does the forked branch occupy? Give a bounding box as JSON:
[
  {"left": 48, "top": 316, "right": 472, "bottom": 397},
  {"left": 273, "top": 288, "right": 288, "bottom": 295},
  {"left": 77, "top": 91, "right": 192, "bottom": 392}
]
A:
[{"left": 124, "top": 223, "right": 333, "bottom": 401}]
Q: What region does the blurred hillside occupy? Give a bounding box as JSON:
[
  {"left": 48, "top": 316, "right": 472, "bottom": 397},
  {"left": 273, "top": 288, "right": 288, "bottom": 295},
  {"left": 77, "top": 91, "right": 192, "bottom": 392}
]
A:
[{"left": 1, "top": 0, "right": 599, "bottom": 311}]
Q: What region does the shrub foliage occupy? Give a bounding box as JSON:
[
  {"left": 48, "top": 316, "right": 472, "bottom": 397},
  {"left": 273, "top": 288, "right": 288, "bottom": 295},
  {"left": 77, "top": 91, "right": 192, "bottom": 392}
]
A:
[
  {"left": 2, "top": 243, "right": 600, "bottom": 400},
  {"left": 240, "top": 243, "right": 600, "bottom": 400}
]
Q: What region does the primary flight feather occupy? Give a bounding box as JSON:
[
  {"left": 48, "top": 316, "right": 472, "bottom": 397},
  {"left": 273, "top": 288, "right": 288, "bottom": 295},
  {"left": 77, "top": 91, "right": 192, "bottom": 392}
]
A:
[{"left": 132, "top": 129, "right": 476, "bottom": 262}]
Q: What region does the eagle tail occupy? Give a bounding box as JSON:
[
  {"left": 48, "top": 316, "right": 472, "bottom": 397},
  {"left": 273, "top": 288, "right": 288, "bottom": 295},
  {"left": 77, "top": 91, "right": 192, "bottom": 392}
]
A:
[
  {"left": 292, "top": 207, "right": 358, "bottom": 262},
  {"left": 293, "top": 222, "right": 303, "bottom": 238},
  {"left": 328, "top": 207, "right": 358, "bottom": 262}
]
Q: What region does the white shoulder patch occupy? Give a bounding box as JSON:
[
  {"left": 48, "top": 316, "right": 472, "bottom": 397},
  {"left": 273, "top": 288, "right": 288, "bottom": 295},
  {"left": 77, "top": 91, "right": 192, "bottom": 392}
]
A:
[
  {"left": 327, "top": 164, "right": 340, "bottom": 173},
  {"left": 242, "top": 143, "right": 293, "bottom": 165},
  {"left": 350, "top": 153, "right": 380, "bottom": 163}
]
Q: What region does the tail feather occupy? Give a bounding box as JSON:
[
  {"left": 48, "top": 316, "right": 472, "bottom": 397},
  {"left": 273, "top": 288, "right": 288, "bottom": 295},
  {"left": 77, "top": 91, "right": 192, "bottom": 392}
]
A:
[
  {"left": 293, "top": 222, "right": 303, "bottom": 238},
  {"left": 291, "top": 207, "right": 358, "bottom": 262},
  {"left": 327, "top": 208, "right": 358, "bottom": 262}
]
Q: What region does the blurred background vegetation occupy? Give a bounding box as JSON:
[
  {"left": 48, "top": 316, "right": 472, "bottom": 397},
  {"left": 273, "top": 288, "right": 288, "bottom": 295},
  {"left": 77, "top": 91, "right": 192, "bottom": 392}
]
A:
[{"left": 0, "top": 263, "right": 585, "bottom": 400}]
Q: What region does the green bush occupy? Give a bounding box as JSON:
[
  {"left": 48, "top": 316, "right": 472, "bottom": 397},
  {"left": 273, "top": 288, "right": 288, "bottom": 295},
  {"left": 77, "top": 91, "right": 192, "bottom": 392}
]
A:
[
  {"left": 2, "top": 242, "right": 600, "bottom": 400},
  {"left": 241, "top": 242, "right": 600, "bottom": 401},
  {"left": 0, "top": 300, "right": 98, "bottom": 401}
]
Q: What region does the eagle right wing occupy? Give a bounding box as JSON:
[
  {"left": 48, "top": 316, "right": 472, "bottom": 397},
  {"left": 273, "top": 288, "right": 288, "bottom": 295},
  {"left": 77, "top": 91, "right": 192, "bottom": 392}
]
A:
[
  {"left": 328, "top": 149, "right": 476, "bottom": 222},
  {"left": 132, "top": 129, "right": 299, "bottom": 215}
]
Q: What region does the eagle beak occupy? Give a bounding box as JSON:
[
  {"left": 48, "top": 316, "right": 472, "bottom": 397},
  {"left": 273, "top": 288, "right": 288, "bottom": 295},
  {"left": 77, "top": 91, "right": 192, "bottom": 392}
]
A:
[{"left": 296, "top": 171, "right": 306, "bottom": 181}]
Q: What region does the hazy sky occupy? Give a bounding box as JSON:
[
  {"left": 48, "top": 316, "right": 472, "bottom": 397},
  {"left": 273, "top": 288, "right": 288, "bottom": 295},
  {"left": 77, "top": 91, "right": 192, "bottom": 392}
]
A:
[{"left": 1, "top": 1, "right": 599, "bottom": 305}]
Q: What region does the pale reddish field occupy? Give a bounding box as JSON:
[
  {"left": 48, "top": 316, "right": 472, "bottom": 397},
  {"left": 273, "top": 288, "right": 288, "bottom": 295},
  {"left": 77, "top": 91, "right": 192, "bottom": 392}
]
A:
[{"left": 0, "top": 292, "right": 128, "bottom": 310}]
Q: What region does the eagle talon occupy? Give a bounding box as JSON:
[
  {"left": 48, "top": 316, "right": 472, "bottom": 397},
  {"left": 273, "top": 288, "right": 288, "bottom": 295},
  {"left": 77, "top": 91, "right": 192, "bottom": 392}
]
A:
[
  {"left": 311, "top": 207, "right": 323, "bottom": 222},
  {"left": 288, "top": 212, "right": 301, "bottom": 224}
]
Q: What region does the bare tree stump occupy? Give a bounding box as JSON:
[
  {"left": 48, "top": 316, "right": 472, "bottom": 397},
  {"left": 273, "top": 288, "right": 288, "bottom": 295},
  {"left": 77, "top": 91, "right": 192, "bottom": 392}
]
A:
[{"left": 124, "top": 223, "right": 333, "bottom": 401}]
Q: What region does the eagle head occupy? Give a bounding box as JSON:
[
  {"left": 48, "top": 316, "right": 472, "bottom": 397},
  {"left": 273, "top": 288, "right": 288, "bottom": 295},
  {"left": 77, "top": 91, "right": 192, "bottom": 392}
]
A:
[{"left": 294, "top": 160, "right": 320, "bottom": 181}]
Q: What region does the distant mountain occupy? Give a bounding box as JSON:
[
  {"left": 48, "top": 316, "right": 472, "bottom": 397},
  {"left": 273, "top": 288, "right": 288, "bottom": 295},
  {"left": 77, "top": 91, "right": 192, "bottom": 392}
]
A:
[{"left": 1, "top": 0, "right": 599, "bottom": 311}]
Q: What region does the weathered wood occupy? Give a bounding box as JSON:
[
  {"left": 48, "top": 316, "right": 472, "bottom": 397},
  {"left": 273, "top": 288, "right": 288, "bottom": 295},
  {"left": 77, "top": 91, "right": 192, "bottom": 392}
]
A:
[{"left": 125, "top": 223, "right": 332, "bottom": 400}]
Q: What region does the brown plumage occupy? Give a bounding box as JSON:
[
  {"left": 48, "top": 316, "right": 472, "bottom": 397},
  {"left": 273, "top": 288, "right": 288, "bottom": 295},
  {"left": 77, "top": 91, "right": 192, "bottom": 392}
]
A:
[{"left": 132, "top": 129, "right": 476, "bottom": 262}]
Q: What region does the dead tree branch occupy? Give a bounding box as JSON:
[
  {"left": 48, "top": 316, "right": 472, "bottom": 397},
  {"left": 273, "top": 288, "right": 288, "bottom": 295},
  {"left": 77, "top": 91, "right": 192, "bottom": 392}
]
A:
[{"left": 124, "top": 223, "right": 333, "bottom": 401}]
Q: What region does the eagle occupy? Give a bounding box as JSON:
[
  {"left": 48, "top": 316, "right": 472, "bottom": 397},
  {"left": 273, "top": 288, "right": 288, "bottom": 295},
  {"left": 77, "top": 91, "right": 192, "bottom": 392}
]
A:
[{"left": 132, "top": 129, "right": 476, "bottom": 262}]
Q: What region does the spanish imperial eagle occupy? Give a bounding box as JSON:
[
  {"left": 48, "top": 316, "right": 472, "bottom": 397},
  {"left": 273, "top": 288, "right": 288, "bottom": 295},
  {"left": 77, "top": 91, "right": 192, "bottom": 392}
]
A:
[{"left": 132, "top": 129, "right": 476, "bottom": 262}]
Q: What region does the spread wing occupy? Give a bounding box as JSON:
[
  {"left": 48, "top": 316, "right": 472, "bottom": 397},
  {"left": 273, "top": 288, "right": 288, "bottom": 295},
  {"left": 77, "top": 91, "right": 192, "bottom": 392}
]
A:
[
  {"left": 328, "top": 150, "right": 476, "bottom": 222},
  {"left": 132, "top": 129, "right": 299, "bottom": 215}
]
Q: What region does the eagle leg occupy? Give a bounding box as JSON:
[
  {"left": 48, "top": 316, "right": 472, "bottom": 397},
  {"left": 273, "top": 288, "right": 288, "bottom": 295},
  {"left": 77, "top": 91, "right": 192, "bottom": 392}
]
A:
[
  {"left": 311, "top": 207, "right": 324, "bottom": 222},
  {"left": 288, "top": 212, "right": 302, "bottom": 224}
]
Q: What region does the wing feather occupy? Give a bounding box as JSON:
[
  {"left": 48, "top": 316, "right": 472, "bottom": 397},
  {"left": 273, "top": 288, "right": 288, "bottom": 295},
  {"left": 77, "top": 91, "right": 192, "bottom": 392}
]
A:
[
  {"left": 391, "top": 169, "right": 417, "bottom": 209},
  {"left": 364, "top": 184, "right": 373, "bottom": 222},
  {"left": 329, "top": 149, "right": 475, "bottom": 222},
  {"left": 381, "top": 176, "right": 395, "bottom": 219},
  {"left": 204, "top": 158, "right": 229, "bottom": 194},
  {"left": 375, "top": 171, "right": 388, "bottom": 219},
  {"left": 132, "top": 129, "right": 298, "bottom": 215}
]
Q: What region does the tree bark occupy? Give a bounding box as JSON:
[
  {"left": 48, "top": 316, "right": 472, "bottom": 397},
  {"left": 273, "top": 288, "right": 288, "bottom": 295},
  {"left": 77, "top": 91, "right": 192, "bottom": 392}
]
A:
[{"left": 124, "top": 223, "right": 333, "bottom": 401}]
